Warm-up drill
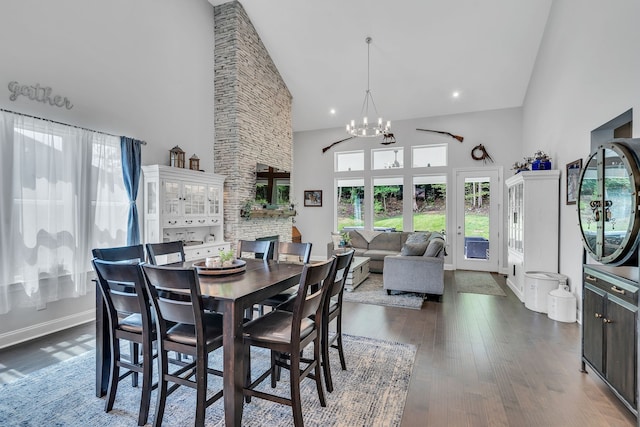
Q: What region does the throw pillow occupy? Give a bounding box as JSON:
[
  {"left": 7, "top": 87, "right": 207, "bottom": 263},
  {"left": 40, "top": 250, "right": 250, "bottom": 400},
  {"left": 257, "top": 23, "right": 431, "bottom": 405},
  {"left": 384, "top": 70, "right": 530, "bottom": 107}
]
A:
[
  {"left": 405, "top": 232, "right": 430, "bottom": 244},
  {"left": 400, "top": 242, "right": 429, "bottom": 256},
  {"left": 424, "top": 238, "right": 445, "bottom": 257}
]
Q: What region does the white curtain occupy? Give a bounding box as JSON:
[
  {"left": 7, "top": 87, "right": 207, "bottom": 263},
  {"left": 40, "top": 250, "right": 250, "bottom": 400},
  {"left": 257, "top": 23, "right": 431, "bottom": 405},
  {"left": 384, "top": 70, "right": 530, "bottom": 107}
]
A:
[{"left": 0, "top": 111, "right": 128, "bottom": 314}]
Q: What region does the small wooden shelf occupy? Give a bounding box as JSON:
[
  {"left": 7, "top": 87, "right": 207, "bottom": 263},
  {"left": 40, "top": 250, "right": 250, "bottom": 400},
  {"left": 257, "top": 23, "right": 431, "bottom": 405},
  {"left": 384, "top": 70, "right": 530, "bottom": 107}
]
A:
[{"left": 241, "top": 209, "right": 296, "bottom": 219}]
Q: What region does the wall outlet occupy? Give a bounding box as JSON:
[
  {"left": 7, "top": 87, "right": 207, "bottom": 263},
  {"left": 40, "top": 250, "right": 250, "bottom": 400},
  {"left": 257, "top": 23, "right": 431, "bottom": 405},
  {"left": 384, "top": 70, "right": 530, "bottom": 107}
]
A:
[{"left": 36, "top": 302, "right": 47, "bottom": 311}]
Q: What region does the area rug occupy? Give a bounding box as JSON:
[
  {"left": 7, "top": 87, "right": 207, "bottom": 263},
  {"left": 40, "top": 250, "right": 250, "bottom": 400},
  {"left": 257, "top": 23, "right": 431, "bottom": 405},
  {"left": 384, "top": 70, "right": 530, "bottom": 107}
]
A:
[
  {"left": 342, "top": 273, "right": 425, "bottom": 309},
  {"left": 454, "top": 270, "right": 507, "bottom": 296},
  {"left": 0, "top": 334, "right": 416, "bottom": 426}
]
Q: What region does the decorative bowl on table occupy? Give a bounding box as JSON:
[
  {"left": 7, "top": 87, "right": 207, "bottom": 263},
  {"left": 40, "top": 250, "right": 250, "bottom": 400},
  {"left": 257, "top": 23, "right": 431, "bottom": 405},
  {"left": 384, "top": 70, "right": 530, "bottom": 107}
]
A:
[{"left": 193, "top": 259, "right": 246, "bottom": 276}]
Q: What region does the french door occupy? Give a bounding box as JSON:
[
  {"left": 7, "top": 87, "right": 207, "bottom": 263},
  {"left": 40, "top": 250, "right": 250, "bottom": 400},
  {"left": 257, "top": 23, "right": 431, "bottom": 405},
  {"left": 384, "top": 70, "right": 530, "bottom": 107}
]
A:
[{"left": 454, "top": 168, "right": 501, "bottom": 272}]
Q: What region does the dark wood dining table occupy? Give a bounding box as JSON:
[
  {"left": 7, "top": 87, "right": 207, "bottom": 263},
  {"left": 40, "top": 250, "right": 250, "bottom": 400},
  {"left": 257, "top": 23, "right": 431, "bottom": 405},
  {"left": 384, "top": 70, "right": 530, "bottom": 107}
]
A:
[{"left": 94, "top": 258, "right": 303, "bottom": 427}]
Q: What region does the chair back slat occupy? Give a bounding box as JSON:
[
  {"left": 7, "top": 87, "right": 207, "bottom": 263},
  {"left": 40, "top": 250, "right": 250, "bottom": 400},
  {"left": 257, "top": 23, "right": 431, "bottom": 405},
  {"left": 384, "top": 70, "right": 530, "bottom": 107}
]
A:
[
  {"left": 291, "top": 258, "right": 336, "bottom": 332},
  {"left": 237, "top": 240, "right": 272, "bottom": 260},
  {"left": 92, "top": 259, "right": 150, "bottom": 326},
  {"left": 275, "top": 241, "right": 312, "bottom": 264},
  {"left": 328, "top": 250, "right": 355, "bottom": 299},
  {"left": 146, "top": 241, "right": 185, "bottom": 266},
  {"left": 157, "top": 297, "right": 196, "bottom": 325},
  {"left": 92, "top": 244, "right": 145, "bottom": 262},
  {"left": 142, "top": 264, "right": 203, "bottom": 328}
]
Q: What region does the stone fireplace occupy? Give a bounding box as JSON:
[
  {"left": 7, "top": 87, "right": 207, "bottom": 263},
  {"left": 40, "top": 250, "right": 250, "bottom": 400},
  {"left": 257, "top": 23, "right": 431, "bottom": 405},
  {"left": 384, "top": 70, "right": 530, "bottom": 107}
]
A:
[{"left": 213, "top": 1, "right": 293, "bottom": 248}]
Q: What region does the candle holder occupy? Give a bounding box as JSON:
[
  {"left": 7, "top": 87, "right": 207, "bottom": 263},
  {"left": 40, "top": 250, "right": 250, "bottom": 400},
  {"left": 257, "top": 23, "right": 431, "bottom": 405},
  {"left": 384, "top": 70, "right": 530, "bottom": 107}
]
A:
[{"left": 169, "top": 145, "right": 185, "bottom": 168}]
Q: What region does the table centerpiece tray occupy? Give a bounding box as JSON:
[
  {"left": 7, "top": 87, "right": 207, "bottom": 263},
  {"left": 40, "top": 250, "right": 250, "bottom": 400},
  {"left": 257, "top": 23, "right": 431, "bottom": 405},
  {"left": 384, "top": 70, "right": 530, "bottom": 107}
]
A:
[{"left": 193, "top": 259, "right": 246, "bottom": 276}]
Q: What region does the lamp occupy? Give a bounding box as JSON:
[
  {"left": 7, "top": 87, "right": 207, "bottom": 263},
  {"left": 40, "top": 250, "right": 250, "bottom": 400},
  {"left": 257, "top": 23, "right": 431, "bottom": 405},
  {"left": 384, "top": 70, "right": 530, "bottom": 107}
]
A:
[{"left": 346, "top": 37, "right": 390, "bottom": 138}]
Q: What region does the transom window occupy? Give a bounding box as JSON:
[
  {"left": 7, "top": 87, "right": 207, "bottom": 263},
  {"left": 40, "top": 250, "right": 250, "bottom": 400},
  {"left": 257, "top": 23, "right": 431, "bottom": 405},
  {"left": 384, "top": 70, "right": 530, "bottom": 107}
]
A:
[
  {"left": 372, "top": 148, "right": 403, "bottom": 170},
  {"left": 335, "top": 151, "right": 364, "bottom": 172},
  {"left": 412, "top": 144, "right": 447, "bottom": 168}
]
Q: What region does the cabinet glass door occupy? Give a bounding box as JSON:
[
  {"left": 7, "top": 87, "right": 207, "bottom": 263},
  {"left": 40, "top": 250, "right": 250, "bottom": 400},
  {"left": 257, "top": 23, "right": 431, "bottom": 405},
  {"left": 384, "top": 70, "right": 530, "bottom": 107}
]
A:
[
  {"left": 163, "top": 181, "right": 181, "bottom": 217},
  {"left": 508, "top": 182, "right": 523, "bottom": 253},
  {"left": 578, "top": 142, "right": 640, "bottom": 265},
  {"left": 183, "top": 184, "right": 206, "bottom": 216},
  {"left": 208, "top": 185, "right": 221, "bottom": 216}
]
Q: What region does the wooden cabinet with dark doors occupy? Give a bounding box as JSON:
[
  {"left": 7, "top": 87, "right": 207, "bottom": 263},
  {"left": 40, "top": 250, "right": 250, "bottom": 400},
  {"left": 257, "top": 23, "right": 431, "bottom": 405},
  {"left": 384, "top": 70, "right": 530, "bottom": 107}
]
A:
[{"left": 582, "top": 265, "right": 638, "bottom": 414}]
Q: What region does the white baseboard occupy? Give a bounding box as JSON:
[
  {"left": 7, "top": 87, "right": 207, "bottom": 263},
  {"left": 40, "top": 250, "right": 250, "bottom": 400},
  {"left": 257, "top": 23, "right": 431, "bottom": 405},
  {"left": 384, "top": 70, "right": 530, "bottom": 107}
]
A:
[
  {"left": 0, "top": 309, "right": 95, "bottom": 349},
  {"left": 506, "top": 277, "right": 524, "bottom": 302}
]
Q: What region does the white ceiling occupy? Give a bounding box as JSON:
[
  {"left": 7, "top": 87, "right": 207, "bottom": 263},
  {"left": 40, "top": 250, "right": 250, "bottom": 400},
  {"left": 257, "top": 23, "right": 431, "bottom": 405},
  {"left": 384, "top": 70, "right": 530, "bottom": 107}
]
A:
[{"left": 211, "top": 0, "right": 553, "bottom": 132}]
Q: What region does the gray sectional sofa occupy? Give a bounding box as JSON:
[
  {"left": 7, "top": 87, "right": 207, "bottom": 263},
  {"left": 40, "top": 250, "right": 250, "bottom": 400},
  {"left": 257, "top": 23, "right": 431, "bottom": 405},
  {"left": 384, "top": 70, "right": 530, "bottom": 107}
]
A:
[{"left": 327, "top": 230, "right": 446, "bottom": 298}]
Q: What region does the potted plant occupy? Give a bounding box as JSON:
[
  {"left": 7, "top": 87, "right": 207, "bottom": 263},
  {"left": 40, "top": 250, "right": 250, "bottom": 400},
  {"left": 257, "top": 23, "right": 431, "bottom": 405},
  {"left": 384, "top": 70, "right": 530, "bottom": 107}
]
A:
[
  {"left": 340, "top": 231, "right": 351, "bottom": 247},
  {"left": 218, "top": 248, "right": 236, "bottom": 267}
]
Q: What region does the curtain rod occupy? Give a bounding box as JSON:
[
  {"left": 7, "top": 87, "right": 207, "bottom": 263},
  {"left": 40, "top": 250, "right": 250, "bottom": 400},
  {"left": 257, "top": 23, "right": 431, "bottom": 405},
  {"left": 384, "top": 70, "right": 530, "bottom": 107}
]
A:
[{"left": 0, "top": 107, "right": 147, "bottom": 145}]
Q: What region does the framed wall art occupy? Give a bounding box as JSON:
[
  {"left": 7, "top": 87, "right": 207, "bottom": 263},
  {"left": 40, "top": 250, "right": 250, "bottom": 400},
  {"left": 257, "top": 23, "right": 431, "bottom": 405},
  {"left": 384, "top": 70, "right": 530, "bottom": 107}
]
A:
[
  {"left": 566, "top": 159, "right": 582, "bottom": 205},
  {"left": 303, "top": 190, "right": 322, "bottom": 207}
]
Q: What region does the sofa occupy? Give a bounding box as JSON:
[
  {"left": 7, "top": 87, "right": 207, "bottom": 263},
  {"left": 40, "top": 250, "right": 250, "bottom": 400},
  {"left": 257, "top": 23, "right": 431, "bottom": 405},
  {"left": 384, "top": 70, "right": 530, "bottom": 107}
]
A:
[
  {"left": 382, "top": 232, "right": 446, "bottom": 299},
  {"left": 327, "top": 229, "right": 446, "bottom": 298},
  {"left": 328, "top": 230, "right": 413, "bottom": 273}
]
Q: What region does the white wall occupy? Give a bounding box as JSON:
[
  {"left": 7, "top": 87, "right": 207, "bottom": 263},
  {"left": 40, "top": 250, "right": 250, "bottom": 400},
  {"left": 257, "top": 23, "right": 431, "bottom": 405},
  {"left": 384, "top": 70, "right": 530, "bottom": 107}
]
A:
[
  {"left": 0, "top": 0, "right": 216, "bottom": 346},
  {"left": 522, "top": 0, "right": 640, "bottom": 312},
  {"left": 293, "top": 107, "right": 523, "bottom": 263},
  {"left": 0, "top": 0, "right": 216, "bottom": 172}
]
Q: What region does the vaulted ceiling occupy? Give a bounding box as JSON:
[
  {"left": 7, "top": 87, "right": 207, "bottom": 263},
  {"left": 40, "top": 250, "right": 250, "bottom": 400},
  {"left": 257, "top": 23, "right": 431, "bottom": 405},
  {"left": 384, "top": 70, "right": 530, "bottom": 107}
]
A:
[{"left": 211, "top": 0, "right": 553, "bottom": 132}]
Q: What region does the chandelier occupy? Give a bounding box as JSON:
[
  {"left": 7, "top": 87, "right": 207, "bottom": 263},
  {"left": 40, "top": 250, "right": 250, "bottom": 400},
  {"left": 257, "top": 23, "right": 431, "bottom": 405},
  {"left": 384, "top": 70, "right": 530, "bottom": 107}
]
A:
[{"left": 346, "top": 37, "right": 390, "bottom": 138}]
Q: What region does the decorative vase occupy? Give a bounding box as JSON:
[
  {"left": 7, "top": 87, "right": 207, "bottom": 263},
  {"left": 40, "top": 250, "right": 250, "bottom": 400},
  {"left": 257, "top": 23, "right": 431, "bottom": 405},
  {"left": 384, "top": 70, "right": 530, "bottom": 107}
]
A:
[{"left": 531, "top": 158, "right": 551, "bottom": 170}]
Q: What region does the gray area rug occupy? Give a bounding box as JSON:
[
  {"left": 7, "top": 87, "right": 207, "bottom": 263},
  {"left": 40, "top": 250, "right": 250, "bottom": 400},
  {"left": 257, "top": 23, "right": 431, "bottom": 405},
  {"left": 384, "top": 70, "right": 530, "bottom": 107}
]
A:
[
  {"left": 0, "top": 334, "right": 416, "bottom": 426},
  {"left": 342, "top": 273, "right": 425, "bottom": 309},
  {"left": 454, "top": 270, "right": 507, "bottom": 296}
]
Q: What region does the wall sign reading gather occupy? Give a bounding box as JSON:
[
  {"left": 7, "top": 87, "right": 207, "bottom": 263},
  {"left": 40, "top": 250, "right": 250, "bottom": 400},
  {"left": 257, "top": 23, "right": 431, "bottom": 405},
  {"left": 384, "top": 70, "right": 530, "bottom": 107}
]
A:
[{"left": 7, "top": 81, "right": 73, "bottom": 109}]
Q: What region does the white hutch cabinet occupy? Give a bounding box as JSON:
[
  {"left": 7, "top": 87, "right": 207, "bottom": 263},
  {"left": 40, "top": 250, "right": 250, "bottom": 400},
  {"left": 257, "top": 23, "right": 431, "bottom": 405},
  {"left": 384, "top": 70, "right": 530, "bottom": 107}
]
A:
[
  {"left": 505, "top": 170, "right": 560, "bottom": 301},
  {"left": 141, "top": 165, "right": 230, "bottom": 262}
]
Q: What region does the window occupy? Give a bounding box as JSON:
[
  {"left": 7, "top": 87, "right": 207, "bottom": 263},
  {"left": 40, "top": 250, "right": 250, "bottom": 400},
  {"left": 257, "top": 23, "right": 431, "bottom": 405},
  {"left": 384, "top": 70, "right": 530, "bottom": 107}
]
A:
[
  {"left": 413, "top": 175, "right": 447, "bottom": 232},
  {"left": 372, "top": 148, "right": 403, "bottom": 170},
  {"left": 412, "top": 144, "right": 447, "bottom": 168},
  {"left": 275, "top": 178, "right": 290, "bottom": 204},
  {"left": 0, "top": 111, "right": 128, "bottom": 313},
  {"left": 336, "top": 178, "right": 365, "bottom": 231},
  {"left": 335, "top": 151, "right": 364, "bottom": 172},
  {"left": 373, "top": 177, "right": 403, "bottom": 231}
]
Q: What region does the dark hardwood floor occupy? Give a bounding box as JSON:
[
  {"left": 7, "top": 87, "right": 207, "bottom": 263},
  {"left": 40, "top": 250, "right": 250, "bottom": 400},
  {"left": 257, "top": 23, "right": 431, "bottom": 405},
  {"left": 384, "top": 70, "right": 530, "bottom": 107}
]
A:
[{"left": 0, "top": 270, "right": 635, "bottom": 426}]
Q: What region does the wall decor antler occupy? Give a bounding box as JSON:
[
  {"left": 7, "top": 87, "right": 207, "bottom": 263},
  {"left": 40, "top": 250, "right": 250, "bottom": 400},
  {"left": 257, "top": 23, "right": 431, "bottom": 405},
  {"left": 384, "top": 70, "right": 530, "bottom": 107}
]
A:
[{"left": 416, "top": 128, "right": 464, "bottom": 143}]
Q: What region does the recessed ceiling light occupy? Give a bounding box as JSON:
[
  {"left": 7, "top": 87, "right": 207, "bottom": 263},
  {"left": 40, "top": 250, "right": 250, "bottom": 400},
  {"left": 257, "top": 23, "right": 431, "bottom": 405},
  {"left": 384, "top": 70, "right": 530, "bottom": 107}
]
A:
[
  {"left": 329, "top": 109, "right": 336, "bottom": 115},
  {"left": 452, "top": 91, "right": 460, "bottom": 98}
]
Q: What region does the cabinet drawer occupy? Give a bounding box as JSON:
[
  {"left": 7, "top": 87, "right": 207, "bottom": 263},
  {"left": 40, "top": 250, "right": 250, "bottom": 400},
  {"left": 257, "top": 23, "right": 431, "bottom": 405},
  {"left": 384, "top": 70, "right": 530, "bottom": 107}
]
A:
[
  {"left": 164, "top": 218, "right": 181, "bottom": 227},
  {"left": 584, "top": 270, "right": 638, "bottom": 306}
]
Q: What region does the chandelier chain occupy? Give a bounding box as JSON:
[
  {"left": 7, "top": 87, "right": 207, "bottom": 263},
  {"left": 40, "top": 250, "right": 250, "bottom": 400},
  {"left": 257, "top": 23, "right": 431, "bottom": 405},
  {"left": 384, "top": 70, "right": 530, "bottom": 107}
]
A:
[{"left": 346, "top": 36, "right": 389, "bottom": 138}]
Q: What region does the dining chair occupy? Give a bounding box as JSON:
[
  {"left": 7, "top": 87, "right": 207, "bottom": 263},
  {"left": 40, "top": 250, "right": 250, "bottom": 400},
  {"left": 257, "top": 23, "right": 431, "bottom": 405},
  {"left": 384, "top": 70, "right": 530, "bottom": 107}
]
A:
[
  {"left": 141, "top": 264, "right": 225, "bottom": 426},
  {"left": 91, "top": 259, "right": 155, "bottom": 426},
  {"left": 92, "top": 244, "right": 146, "bottom": 263},
  {"left": 320, "top": 249, "right": 355, "bottom": 392},
  {"left": 236, "top": 239, "right": 272, "bottom": 260},
  {"left": 242, "top": 257, "right": 337, "bottom": 427},
  {"left": 255, "top": 242, "right": 312, "bottom": 315},
  {"left": 145, "top": 241, "right": 185, "bottom": 266},
  {"left": 92, "top": 244, "right": 147, "bottom": 387}
]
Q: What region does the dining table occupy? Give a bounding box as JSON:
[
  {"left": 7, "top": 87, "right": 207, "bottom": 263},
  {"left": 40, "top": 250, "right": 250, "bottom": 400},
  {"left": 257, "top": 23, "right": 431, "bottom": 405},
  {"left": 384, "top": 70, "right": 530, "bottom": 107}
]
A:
[{"left": 94, "top": 257, "right": 304, "bottom": 427}]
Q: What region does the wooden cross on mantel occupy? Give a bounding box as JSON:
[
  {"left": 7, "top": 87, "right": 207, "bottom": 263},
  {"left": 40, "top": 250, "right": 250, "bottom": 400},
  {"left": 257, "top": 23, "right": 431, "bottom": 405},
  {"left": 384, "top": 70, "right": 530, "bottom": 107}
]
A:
[{"left": 256, "top": 164, "right": 289, "bottom": 203}]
